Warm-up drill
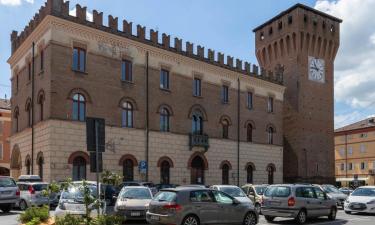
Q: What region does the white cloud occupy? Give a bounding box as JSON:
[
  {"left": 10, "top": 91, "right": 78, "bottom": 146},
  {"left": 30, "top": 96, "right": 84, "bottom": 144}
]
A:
[
  {"left": 0, "top": 0, "right": 33, "bottom": 6},
  {"left": 69, "top": 7, "right": 93, "bottom": 22},
  {"left": 315, "top": 0, "right": 375, "bottom": 109}
]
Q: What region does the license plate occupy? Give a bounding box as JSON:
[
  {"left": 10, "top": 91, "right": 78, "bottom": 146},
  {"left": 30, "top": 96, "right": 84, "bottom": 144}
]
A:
[
  {"left": 131, "top": 211, "right": 141, "bottom": 217},
  {"left": 1, "top": 191, "right": 11, "bottom": 195},
  {"left": 151, "top": 215, "right": 160, "bottom": 221},
  {"left": 353, "top": 205, "right": 360, "bottom": 209}
]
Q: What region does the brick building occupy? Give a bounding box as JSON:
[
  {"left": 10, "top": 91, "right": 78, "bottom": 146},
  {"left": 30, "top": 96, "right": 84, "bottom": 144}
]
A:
[
  {"left": 7, "top": 0, "right": 340, "bottom": 185},
  {"left": 0, "top": 98, "right": 11, "bottom": 176},
  {"left": 335, "top": 118, "right": 375, "bottom": 187}
]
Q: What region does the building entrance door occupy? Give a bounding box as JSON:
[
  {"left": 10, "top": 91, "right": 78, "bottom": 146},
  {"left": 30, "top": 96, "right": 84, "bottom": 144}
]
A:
[{"left": 191, "top": 156, "right": 205, "bottom": 184}]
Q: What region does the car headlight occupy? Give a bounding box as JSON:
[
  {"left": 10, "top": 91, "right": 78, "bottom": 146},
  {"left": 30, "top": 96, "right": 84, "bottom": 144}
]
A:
[{"left": 367, "top": 200, "right": 375, "bottom": 204}]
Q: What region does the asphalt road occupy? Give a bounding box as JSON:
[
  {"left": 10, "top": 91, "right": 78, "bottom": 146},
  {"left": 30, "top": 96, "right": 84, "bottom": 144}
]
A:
[{"left": 2, "top": 210, "right": 374, "bottom": 225}]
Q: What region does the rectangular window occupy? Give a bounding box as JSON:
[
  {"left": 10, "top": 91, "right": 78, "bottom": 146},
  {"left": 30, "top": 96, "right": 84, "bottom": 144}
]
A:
[
  {"left": 121, "top": 59, "right": 132, "bottom": 82},
  {"left": 340, "top": 163, "right": 345, "bottom": 171},
  {"left": 360, "top": 133, "right": 367, "bottom": 138},
  {"left": 339, "top": 148, "right": 345, "bottom": 157},
  {"left": 221, "top": 85, "right": 229, "bottom": 103},
  {"left": 247, "top": 92, "right": 253, "bottom": 109},
  {"left": 16, "top": 75, "right": 19, "bottom": 92},
  {"left": 40, "top": 49, "right": 44, "bottom": 71},
  {"left": 360, "top": 144, "right": 366, "bottom": 153},
  {"left": 28, "top": 62, "right": 31, "bottom": 81},
  {"left": 348, "top": 163, "right": 353, "bottom": 170},
  {"left": 268, "top": 96, "right": 274, "bottom": 113},
  {"left": 360, "top": 162, "right": 366, "bottom": 170},
  {"left": 72, "top": 47, "right": 86, "bottom": 72},
  {"left": 348, "top": 147, "right": 353, "bottom": 155},
  {"left": 160, "top": 69, "right": 170, "bottom": 89},
  {"left": 193, "top": 78, "right": 202, "bottom": 97},
  {"left": 0, "top": 143, "right": 3, "bottom": 160}
]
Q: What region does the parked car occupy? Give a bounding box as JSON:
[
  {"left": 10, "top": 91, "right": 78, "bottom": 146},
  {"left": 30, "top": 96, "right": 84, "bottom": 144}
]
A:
[
  {"left": 146, "top": 186, "right": 258, "bottom": 225},
  {"left": 344, "top": 186, "right": 375, "bottom": 214},
  {"left": 339, "top": 187, "right": 353, "bottom": 196},
  {"left": 315, "top": 184, "right": 347, "bottom": 209},
  {"left": 261, "top": 184, "right": 337, "bottom": 224},
  {"left": 16, "top": 182, "right": 49, "bottom": 210},
  {"left": 114, "top": 186, "right": 153, "bottom": 221},
  {"left": 210, "top": 185, "right": 252, "bottom": 203},
  {"left": 0, "top": 176, "right": 20, "bottom": 213},
  {"left": 119, "top": 181, "right": 157, "bottom": 195},
  {"left": 155, "top": 184, "right": 179, "bottom": 192},
  {"left": 17, "top": 175, "right": 42, "bottom": 182},
  {"left": 242, "top": 184, "right": 268, "bottom": 214},
  {"left": 55, "top": 182, "right": 105, "bottom": 218}
]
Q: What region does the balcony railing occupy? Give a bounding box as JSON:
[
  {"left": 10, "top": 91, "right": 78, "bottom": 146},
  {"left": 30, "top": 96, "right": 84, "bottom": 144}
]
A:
[{"left": 189, "top": 133, "right": 209, "bottom": 151}]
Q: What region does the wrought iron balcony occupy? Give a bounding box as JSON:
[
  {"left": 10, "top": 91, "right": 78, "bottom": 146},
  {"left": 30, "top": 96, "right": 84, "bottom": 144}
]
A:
[{"left": 189, "top": 133, "right": 209, "bottom": 151}]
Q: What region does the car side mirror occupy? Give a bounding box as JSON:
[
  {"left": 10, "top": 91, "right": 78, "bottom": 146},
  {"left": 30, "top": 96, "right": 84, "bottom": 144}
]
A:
[
  {"left": 233, "top": 199, "right": 240, "bottom": 205},
  {"left": 112, "top": 194, "right": 118, "bottom": 200}
]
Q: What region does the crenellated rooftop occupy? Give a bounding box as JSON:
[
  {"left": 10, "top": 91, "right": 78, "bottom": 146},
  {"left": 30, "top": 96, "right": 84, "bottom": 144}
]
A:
[{"left": 10, "top": 0, "right": 283, "bottom": 85}]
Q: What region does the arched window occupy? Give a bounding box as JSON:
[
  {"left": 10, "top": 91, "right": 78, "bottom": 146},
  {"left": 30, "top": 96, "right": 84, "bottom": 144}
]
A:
[
  {"left": 26, "top": 100, "right": 31, "bottom": 127},
  {"left": 247, "top": 165, "right": 254, "bottom": 184},
  {"left": 72, "top": 93, "right": 86, "bottom": 121},
  {"left": 37, "top": 156, "right": 44, "bottom": 180},
  {"left": 192, "top": 112, "right": 203, "bottom": 135},
  {"left": 222, "top": 164, "right": 229, "bottom": 184},
  {"left": 123, "top": 159, "right": 134, "bottom": 181},
  {"left": 267, "top": 126, "right": 274, "bottom": 144},
  {"left": 14, "top": 107, "right": 19, "bottom": 132},
  {"left": 267, "top": 164, "right": 275, "bottom": 185},
  {"left": 122, "top": 101, "right": 133, "bottom": 128},
  {"left": 72, "top": 156, "right": 86, "bottom": 181},
  {"left": 160, "top": 161, "right": 171, "bottom": 184},
  {"left": 38, "top": 91, "right": 45, "bottom": 121},
  {"left": 222, "top": 119, "right": 229, "bottom": 139},
  {"left": 247, "top": 124, "right": 253, "bottom": 142},
  {"left": 160, "top": 107, "right": 170, "bottom": 132},
  {"left": 25, "top": 157, "right": 31, "bottom": 175}
]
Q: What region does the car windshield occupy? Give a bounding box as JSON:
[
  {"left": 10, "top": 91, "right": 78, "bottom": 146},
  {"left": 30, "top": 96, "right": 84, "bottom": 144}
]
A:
[
  {"left": 33, "top": 184, "right": 48, "bottom": 191},
  {"left": 351, "top": 188, "right": 375, "bottom": 197},
  {"left": 264, "top": 186, "right": 291, "bottom": 197},
  {"left": 220, "top": 187, "right": 247, "bottom": 197},
  {"left": 0, "top": 177, "right": 16, "bottom": 187},
  {"left": 154, "top": 191, "right": 177, "bottom": 202},
  {"left": 120, "top": 188, "right": 152, "bottom": 199},
  {"left": 255, "top": 186, "right": 267, "bottom": 195},
  {"left": 61, "top": 185, "right": 97, "bottom": 200},
  {"left": 322, "top": 185, "right": 341, "bottom": 193}
]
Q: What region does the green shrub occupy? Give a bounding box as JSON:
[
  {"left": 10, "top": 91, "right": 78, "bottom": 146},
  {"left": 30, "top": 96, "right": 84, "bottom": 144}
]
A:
[
  {"left": 19, "top": 205, "right": 49, "bottom": 224},
  {"left": 25, "top": 217, "right": 41, "bottom": 225},
  {"left": 55, "top": 214, "right": 84, "bottom": 225},
  {"left": 90, "top": 215, "right": 123, "bottom": 225}
]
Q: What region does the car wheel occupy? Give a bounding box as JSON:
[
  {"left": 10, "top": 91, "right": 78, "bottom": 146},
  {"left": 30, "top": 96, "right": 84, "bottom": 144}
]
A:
[
  {"left": 254, "top": 203, "right": 261, "bottom": 214},
  {"left": 19, "top": 200, "right": 28, "bottom": 211},
  {"left": 0, "top": 204, "right": 12, "bottom": 213},
  {"left": 345, "top": 211, "right": 351, "bottom": 214},
  {"left": 264, "top": 215, "right": 275, "bottom": 222},
  {"left": 328, "top": 207, "right": 337, "bottom": 220},
  {"left": 295, "top": 210, "right": 307, "bottom": 224},
  {"left": 181, "top": 215, "right": 199, "bottom": 225},
  {"left": 243, "top": 212, "right": 257, "bottom": 225}
]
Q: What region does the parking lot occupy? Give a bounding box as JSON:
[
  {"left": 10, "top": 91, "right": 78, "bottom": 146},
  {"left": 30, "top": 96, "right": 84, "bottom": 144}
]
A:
[{"left": 1, "top": 210, "right": 374, "bottom": 225}]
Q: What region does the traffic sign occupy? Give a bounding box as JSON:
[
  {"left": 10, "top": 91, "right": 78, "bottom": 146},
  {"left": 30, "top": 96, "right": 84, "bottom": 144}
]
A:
[{"left": 139, "top": 160, "right": 147, "bottom": 174}]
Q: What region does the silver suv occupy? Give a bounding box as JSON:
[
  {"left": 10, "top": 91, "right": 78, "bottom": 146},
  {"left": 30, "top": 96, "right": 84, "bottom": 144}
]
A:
[
  {"left": 0, "top": 176, "right": 20, "bottom": 213},
  {"left": 261, "top": 184, "right": 337, "bottom": 224},
  {"left": 146, "top": 187, "right": 258, "bottom": 225}
]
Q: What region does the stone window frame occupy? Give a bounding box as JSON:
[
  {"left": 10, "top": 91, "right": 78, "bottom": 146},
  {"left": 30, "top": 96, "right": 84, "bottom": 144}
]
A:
[
  {"left": 37, "top": 89, "right": 45, "bottom": 121},
  {"left": 267, "top": 93, "right": 275, "bottom": 113},
  {"left": 37, "top": 40, "right": 46, "bottom": 73},
  {"left": 192, "top": 73, "right": 204, "bottom": 98},
  {"left": 266, "top": 124, "right": 276, "bottom": 145},
  {"left": 119, "top": 97, "right": 138, "bottom": 128},
  {"left": 246, "top": 87, "right": 255, "bottom": 110},
  {"left": 121, "top": 54, "right": 134, "bottom": 83},
  {"left": 220, "top": 80, "right": 231, "bottom": 104},
  {"left": 219, "top": 115, "right": 232, "bottom": 139},
  {"left": 25, "top": 97, "right": 32, "bottom": 127},
  {"left": 244, "top": 120, "right": 256, "bottom": 142},
  {"left": 159, "top": 64, "right": 172, "bottom": 91},
  {"left": 71, "top": 40, "right": 88, "bottom": 73},
  {"left": 157, "top": 104, "right": 173, "bottom": 132}
]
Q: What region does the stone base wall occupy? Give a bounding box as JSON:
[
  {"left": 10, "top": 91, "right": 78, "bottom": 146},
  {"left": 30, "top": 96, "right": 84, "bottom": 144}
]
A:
[{"left": 10, "top": 119, "right": 283, "bottom": 185}]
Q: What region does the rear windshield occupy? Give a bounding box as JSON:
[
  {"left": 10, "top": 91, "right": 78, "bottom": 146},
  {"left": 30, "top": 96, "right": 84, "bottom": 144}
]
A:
[
  {"left": 154, "top": 191, "right": 177, "bottom": 202},
  {"left": 255, "top": 186, "right": 267, "bottom": 195},
  {"left": 264, "top": 186, "right": 291, "bottom": 197},
  {"left": 120, "top": 188, "right": 152, "bottom": 199},
  {"left": 0, "top": 177, "right": 17, "bottom": 187},
  {"left": 33, "top": 184, "right": 48, "bottom": 191}
]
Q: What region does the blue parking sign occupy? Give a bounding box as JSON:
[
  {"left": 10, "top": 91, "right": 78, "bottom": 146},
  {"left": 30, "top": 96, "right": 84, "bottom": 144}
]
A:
[{"left": 139, "top": 160, "right": 147, "bottom": 173}]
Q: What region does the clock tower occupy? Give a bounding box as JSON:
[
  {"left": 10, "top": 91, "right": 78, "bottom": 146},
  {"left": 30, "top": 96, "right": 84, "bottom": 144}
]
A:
[{"left": 253, "top": 4, "right": 342, "bottom": 183}]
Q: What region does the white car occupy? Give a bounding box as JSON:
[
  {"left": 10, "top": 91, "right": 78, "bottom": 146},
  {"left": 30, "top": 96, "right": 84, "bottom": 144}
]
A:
[
  {"left": 210, "top": 185, "right": 252, "bottom": 204},
  {"left": 344, "top": 186, "right": 375, "bottom": 214},
  {"left": 55, "top": 182, "right": 105, "bottom": 218}
]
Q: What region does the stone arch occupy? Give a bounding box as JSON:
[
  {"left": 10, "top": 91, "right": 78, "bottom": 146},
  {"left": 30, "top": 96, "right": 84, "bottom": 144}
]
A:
[
  {"left": 118, "top": 97, "right": 138, "bottom": 110},
  {"left": 118, "top": 154, "right": 138, "bottom": 166},
  {"left": 67, "top": 88, "right": 92, "bottom": 103},
  {"left": 273, "top": 41, "right": 278, "bottom": 60},
  {"left": 266, "top": 163, "right": 276, "bottom": 172},
  {"left": 286, "top": 35, "right": 291, "bottom": 55},
  {"left": 244, "top": 120, "right": 256, "bottom": 129},
  {"left": 266, "top": 123, "right": 276, "bottom": 133},
  {"left": 157, "top": 156, "right": 174, "bottom": 168},
  {"left": 10, "top": 144, "right": 22, "bottom": 169},
  {"left": 25, "top": 97, "right": 31, "bottom": 111},
  {"left": 219, "top": 160, "right": 232, "bottom": 170},
  {"left": 13, "top": 106, "right": 19, "bottom": 118},
  {"left": 68, "top": 151, "right": 90, "bottom": 164},
  {"left": 279, "top": 38, "right": 284, "bottom": 57},
  {"left": 219, "top": 115, "right": 232, "bottom": 125},
  {"left": 188, "top": 104, "right": 208, "bottom": 121},
  {"left": 156, "top": 104, "right": 174, "bottom": 115},
  {"left": 187, "top": 152, "right": 208, "bottom": 170},
  {"left": 245, "top": 162, "right": 256, "bottom": 171},
  {"left": 36, "top": 151, "right": 44, "bottom": 164},
  {"left": 292, "top": 32, "right": 297, "bottom": 51}
]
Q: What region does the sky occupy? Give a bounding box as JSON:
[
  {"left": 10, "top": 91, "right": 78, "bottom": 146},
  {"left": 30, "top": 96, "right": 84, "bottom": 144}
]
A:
[{"left": 0, "top": 0, "right": 374, "bottom": 129}]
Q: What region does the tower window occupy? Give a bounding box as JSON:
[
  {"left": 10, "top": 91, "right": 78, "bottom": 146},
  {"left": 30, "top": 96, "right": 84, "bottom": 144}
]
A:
[
  {"left": 278, "top": 21, "right": 283, "bottom": 30},
  {"left": 330, "top": 25, "right": 335, "bottom": 33},
  {"left": 322, "top": 21, "right": 326, "bottom": 29},
  {"left": 288, "top": 15, "right": 293, "bottom": 24},
  {"left": 268, "top": 27, "right": 273, "bottom": 35},
  {"left": 260, "top": 32, "right": 265, "bottom": 40},
  {"left": 304, "top": 14, "right": 308, "bottom": 23}
]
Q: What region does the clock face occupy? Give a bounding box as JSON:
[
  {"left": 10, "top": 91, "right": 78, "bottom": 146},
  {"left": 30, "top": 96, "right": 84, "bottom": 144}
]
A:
[{"left": 308, "top": 56, "right": 325, "bottom": 83}]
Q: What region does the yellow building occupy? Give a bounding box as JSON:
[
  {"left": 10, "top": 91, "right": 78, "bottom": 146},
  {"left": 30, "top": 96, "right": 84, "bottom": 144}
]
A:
[{"left": 335, "top": 118, "right": 375, "bottom": 187}]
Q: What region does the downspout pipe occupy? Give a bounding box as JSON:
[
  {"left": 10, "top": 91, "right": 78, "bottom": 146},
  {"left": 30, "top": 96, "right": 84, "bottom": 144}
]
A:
[
  {"left": 237, "top": 77, "right": 240, "bottom": 186},
  {"left": 145, "top": 51, "right": 149, "bottom": 182},
  {"left": 31, "top": 42, "right": 35, "bottom": 175}
]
